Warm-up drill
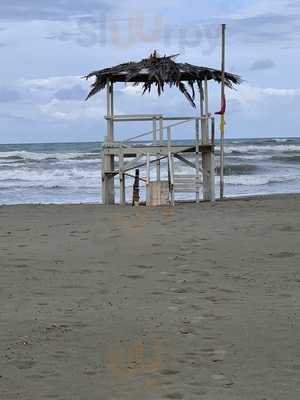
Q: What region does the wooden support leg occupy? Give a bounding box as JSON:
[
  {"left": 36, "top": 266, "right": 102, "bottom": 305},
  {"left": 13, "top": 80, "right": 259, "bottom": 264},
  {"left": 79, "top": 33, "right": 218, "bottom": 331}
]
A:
[
  {"left": 119, "top": 173, "right": 125, "bottom": 205},
  {"left": 102, "top": 153, "right": 115, "bottom": 205},
  {"left": 202, "top": 151, "right": 215, "bottom": 202},
  {"left": 209, "top": 151, "right": 215, "bottom": 201},
  {"left": 202, "top": 151, "right": 210, "bottom": 201},
  {"left": 119, "top": 152, "right": 125, "bottom": 205}
]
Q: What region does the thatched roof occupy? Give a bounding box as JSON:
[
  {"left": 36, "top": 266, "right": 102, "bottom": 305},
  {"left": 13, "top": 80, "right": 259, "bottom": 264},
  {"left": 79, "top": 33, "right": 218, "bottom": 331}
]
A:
[{"left": 84, "top": 52, "right": 241, "bottom": 107}]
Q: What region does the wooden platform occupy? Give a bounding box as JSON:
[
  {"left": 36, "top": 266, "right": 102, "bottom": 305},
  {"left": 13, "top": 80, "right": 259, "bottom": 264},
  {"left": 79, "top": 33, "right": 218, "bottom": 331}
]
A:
[{"left": 103, "top": 144, "right": 214, "bottom": 157}]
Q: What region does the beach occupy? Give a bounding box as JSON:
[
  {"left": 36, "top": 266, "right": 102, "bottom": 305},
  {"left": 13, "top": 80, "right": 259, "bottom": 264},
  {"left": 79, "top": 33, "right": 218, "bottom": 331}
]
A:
[{"left": 1, "top": 194, "right": 300, "bottom": 399}]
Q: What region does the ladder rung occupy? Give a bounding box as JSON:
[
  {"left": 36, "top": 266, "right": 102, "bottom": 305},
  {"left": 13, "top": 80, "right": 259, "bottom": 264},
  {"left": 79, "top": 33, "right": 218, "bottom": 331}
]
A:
[
  {"left": 174, "top": 179, "right": 201, "bottom": 183},
  {"left": 174, "top": 184, "right": 200, "bottom": 189},
  {"left": 174, "top": 188, "right": 199, "bottom": 193},
  {"left": 174, "top": 174, "right": 197, "bottom": 179}
]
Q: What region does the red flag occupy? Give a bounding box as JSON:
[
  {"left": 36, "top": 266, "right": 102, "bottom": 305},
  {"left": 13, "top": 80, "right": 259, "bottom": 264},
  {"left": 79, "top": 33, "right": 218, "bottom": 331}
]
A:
[{"left": 215, "top": 93, "right": 226, "bottom": 115}]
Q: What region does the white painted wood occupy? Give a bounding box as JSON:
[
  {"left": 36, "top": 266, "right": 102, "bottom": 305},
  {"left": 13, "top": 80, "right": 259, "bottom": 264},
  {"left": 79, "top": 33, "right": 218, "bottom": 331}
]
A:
[
  {"left": 195, "top": 118, "right": 200, "bottom": 203},
  {"left": 167, "top": 127, "right": 171, "bottom": 150},
  {"left": 146, "top": 181, "right": 169, "bottom": 206},
  {"left": 103, "top": 79, "right": 115, "bottom": 204},
  {"left": 220, "top": 23, "right": 226, "bottom": 200},
  {"left": 119, "top": 150, "right": 125, "bottom": 205}
]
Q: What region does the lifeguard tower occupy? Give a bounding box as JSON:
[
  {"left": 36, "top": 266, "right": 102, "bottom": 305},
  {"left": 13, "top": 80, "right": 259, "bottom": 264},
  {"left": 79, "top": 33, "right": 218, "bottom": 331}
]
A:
[{"left": 85, "top": 51, "right": 240, "bottom": 205}]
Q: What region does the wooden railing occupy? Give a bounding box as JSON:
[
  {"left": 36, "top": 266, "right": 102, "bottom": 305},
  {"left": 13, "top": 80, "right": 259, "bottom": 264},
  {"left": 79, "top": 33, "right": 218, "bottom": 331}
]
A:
[{"left": 104, "top": 114, "right": 215, "bottom": 147}]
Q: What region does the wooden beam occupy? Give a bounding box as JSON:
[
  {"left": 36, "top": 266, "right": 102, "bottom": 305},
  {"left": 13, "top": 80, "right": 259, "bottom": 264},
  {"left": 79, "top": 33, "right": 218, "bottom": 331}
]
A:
[
  {"left": 103, "top": 144, "right": 213, "bottom": 156},
  {"left": 103, "top": 79, "right": 115, "bottom": 204},
  {"left": 174, "top": 154, "right": 197, "bottom": 170},
  {"left": 124, "top": 172, "right": 147, "bottom": 182},
  {"left": 220, "top": 23, "right": 226, "bottom": 200},
  {"left": 119, "top": 150, "right": 125, "bottom": 205}
]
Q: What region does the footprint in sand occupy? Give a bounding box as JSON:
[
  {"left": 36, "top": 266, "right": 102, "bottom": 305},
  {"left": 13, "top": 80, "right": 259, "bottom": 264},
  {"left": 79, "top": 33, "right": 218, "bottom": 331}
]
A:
[
  {"left": 164, "top": 393, "right": 183, "bottom": 399},
  {"left": 52, "top": 351, "right": 70, "bottom": 360},
  {"left": 135, "top": 264, "right": 153, "bottom": 269},
  {"left": 79, "top": 269, "right": 92, "bottom": 274},
  {"left": 279, "top": 225, "right": 300, "bottom": 232},
  {"left": 15, "top": 359, "right": 36, "bottom": 370},
  {"left": 160, "top": 369, "right": 180, "bottom": 376},
  {"left": 83, "top": 369, "right": 98, "bottom": 376},
  {"left": 15, "top": 264, "right": 29, "bottom": 269},
  {"left": 269, "top": 251, "right": 296, "bottom": 258},
  {"left": 191, "top": 390, "right": 208, "bottom": 396},
  {"left": 122, "top": 274, "right": 144, "bottom": 280},
  {"left": 172, "top": 288, "right": 188, "bottom": 294}
]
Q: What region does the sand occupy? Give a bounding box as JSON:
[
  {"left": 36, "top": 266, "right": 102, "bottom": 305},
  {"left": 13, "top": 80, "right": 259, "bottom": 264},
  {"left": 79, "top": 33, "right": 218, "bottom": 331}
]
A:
[{"left": 0, "top": 194, "right": 300, "bottom": 400}]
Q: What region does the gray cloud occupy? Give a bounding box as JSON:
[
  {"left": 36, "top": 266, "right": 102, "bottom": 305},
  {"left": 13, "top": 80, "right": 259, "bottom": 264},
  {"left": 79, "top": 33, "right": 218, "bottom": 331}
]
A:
[
  {"left": 54, "top": 85, "right": 86, "bottom": 100},
  {"left": 0, "top": 1, "right": 112, "bottom": 21},
  {"left": 250, "top": 59, "right": 275, "bottom": 71},
  {"left": 229, "top": 13, "right": 300, "bottom": 44},
  {"left": 45, "top": 10, "right": 300, "bottom": 52}
]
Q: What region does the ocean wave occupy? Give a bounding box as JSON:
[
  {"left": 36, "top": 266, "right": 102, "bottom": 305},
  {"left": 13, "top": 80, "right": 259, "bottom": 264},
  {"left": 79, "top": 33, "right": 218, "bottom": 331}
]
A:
[
  {"left": 0, "top": 167, "right": 101, "bottom": 185},
  {"left": 271, "top": 155, "right": 300, "bottom": 163},
  {"left": 0, "top": 150, "right": 100, "bottom": 162},
  {"left": 0, "top": 184, "right": 67, "bottom": 191},
  {"left": 226, "top": 175, "right": 298, "bottom": 186},
  {"left": 216, "top": 164, "right": 259, "bottom": 175},
  {"left": 219, "top": 144, "right": 300, "bottom": 154}
]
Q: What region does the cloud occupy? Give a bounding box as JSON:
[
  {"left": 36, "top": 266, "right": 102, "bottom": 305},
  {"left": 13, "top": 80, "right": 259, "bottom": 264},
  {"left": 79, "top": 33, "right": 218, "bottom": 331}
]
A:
[
  {"left": 229, "top": 83, "right": 300, "bottom": 103},
  {"left": 39, "top": 98, "right": 104, "bottom": 121},
  {"left": 0, "top": 1, "right": 112, "bottom": 21},
  {"left": 54, "top": 85, "right": 86, "bottom": 100},
  {"left": 228, "top": 13, "right": 300, "bottom": 45},
  {"left": 23, "top": 75, "right": 86, "bottom": 92},
  {"left": 0, "top": 76, "right": 103, "bottom": 123},
  {"left": 250, "top": 59, "right": 275, "bottom": 71}
]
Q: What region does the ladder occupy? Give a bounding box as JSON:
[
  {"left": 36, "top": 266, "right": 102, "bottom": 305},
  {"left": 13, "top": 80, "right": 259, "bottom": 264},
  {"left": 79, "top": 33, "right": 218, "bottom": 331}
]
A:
[{"left": 168, "top": 152, "right": 202, "bottom": 204}]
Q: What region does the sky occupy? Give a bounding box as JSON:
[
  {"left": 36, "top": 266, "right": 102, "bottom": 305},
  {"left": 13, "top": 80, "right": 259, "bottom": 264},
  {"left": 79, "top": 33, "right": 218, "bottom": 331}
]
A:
[{"left": 0, "top": 0, "right": 300, "bottom": 143}]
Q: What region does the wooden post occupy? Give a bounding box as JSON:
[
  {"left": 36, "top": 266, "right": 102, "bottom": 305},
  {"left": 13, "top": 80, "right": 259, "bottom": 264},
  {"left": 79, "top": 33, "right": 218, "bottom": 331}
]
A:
[
  {"left": 132, "top": 169, "right": 140, "bottom": 206},
  {"left": 146, "top": 152, "right": 150, "bottom": 205},
  {"left": 119, "top": 150, "right": 125, "bottom": 205},
  {"left": 220, "top": 23, "right": 226, "bottom": 200},
  {"left": 167, "top": 127, "right": 171, "bottom": 150},
  {"left": 210, "top": 116, "right": 216, "bottom": 201},
  {"left": 195, "top": 119, "right": 200, "bottom": 203},
  {"left": 157, "top": 116, "right": 163, "bottom": 182},
  {"left": 204, "top": 76, "right": 209, "bottom": 121},
  {"left": 103, "top": 79, "right": 115, "bottom": 204},
  {"left": 211, "top": 116, "right": 215, "bottom": 147},
  {"left": 152, "top": 117, "right": 160, "bottom": 182},
  {"left": 202, "top": 76, "right": 210, "bottom": 201}
]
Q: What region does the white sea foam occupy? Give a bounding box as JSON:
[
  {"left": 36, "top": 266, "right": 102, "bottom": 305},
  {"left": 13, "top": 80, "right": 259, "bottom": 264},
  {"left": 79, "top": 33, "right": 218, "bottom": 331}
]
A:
[
  {"left": 216, "top": 144, "right": 300, "bottom": 154},
  {"left": 225, "top": 174, "right": 299, "bottom": 186},
  {"left": 0, "top": 139, "right": 299, "bottom": 204},
  {"left": 0, "top": 150, "right": 99, "bottom": 162}
]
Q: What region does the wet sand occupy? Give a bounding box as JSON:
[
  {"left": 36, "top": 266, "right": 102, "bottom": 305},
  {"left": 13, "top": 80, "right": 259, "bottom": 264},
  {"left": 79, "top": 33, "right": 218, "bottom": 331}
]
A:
[{"left": 0, "top": 194, "right": 300, "bottom": 399}]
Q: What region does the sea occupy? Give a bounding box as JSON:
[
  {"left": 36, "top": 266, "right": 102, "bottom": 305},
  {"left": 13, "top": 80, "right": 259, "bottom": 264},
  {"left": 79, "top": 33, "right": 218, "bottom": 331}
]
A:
[{"left": 0, "top": 138, "right": 299, "bottom": 205}]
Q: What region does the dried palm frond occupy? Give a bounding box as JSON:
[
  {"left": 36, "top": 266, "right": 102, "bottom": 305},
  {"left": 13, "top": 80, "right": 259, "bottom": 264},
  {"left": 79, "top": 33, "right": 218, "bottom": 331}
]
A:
[{"left": 84, "top": 52, "right": 241, "bottom": 107}]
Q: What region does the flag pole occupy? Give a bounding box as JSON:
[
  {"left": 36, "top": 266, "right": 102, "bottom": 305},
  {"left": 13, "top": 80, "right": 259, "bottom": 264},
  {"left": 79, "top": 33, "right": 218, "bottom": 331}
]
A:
[{"left": 220, "top": 24, "right": 226, "bottom": 199}]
